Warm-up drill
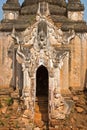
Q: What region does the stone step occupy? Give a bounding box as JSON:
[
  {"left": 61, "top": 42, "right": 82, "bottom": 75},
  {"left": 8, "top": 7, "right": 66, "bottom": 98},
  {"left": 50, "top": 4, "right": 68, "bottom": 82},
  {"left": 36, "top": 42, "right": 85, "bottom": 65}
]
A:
[
  {"left": 50, "top": 119, "right": 60, "bottom": 127},
  {"left": 35, "top": 100, "right": 48, "bottom": 103},
  {"left": 35, "top": 103, "right": 48, "bottom": 107},
  {"left": 0, "top": 90, "right": 10, "bottom": 95},
  {"left": 49, "top": 128, "right": 59, "bottom": 130},
  {"left": 35, "top": 109, "right": 48, "bottom": 113},
  {"left": 10, "top": 92, "right": 19, "bottom": 98},
  {"left": 34, "top": 96, "right": 49, "bottom": 124},
  {"left": 0, "top": 87, "right": 18, "bottom": 96},
  {"left": 36, "top": 96, "right": 48, "bottom": 102},
  {"left": 35, "top": 107, "right": 48, "bottom": 113},
  {"left": 35, "top": 101, "right": 48, "bottom": 107},
  {"left": 0, "top": 88, "right": 19, "bottom": 106},
  {"left": 34, "top": 113, "right": 48, "bottom": 121}
]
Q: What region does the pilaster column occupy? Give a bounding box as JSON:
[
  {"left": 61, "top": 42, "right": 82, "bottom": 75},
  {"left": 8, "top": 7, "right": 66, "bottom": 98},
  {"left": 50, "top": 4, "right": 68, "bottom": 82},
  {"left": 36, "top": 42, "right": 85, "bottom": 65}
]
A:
[
  {"left": 22, "top": 63, "right": 30, "bottom": 94},
  {"left": 12, "top": 47, "right": 17, "bottom": 90},
  {"left": 54, "top": 68, "right": 60, "bottom": 93},
  {"left": 62, "top": 52, "right": 70, "bottom": 94},
  {"left": 54, "top": 58, "right": 63, "bottom": 93},
  {"left": 49, "top": 77, "right": 54, "bottom": 119},
  {"left": 17, "top": 62, "right": 23, "bottom": 96},
  {"left": 22, "top": 62, "right": 31, "bottom": 109}
]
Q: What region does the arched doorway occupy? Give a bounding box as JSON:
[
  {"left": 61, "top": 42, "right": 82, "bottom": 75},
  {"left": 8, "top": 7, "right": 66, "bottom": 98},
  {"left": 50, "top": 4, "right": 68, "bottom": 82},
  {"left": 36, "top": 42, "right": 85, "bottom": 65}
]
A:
[
  {"left": 34, "top": 65, "right": 49, "bottom": 129},
  {"left": 36, "top": 65, "right": 48, "bottom": 96}
]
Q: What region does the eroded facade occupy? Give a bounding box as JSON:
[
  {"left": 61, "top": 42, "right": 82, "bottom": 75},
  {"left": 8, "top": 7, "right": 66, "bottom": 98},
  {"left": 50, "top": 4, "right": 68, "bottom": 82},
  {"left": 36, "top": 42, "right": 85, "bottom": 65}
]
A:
[{"left": 0, "top": 0, "right": 87, "bottom": 128}]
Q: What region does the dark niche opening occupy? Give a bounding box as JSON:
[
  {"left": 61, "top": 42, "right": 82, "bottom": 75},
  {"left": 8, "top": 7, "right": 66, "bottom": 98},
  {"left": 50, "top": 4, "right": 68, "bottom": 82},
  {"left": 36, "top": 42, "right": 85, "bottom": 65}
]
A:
[
  {"left": 35, "top": 65, "right": 49, "bottom": 129},
  {"left": 36, "top": 65, "right": 48, "bottom": 96}
]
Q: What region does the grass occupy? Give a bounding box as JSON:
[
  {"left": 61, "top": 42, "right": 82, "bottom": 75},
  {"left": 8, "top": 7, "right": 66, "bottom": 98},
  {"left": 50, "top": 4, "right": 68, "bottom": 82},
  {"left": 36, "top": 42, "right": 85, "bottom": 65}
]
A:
[
  {"left": 5, "top": 114, "right": 10, "bottom": 118},
  {"left": 0, "top": 120, "right": 4, "bottom": 126},
  {"left": 0, "top": 102, "right": 2, "bottom": 108},
  {"left": 5, "top": 97, "right": 14, "bottom": 106},
  {"left": 15, "top": 121, "right": 20, "bottom": 129}
]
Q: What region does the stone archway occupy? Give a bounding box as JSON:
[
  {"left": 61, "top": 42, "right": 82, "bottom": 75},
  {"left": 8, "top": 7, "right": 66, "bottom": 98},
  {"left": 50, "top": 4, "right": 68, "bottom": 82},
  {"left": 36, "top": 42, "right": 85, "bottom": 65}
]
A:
[{"left": 34, "top": 65, "right": 49, "bottom": 128}]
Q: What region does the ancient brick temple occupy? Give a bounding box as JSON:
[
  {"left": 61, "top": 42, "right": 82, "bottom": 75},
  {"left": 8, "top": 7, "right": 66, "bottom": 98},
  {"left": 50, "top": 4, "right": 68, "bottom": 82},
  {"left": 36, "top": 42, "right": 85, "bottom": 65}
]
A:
[{"left": 0, "top": 0, "right": 87, "bottom": 129}]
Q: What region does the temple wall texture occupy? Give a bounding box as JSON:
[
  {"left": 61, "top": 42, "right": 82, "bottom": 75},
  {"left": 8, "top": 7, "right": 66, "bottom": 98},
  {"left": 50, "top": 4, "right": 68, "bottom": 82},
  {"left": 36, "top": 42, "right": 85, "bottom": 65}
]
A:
[
  {"left": 69, "top": 35, "right": 87, "bottom": 90},
  {"left": 0, "top": 0, "right": 87, "bottom": 129},
  {"left": 0, "top": 34, "right": 13, "bottom": 88},
  {"left": 0, "top": 32, "right": 87, "bottom": 91}
]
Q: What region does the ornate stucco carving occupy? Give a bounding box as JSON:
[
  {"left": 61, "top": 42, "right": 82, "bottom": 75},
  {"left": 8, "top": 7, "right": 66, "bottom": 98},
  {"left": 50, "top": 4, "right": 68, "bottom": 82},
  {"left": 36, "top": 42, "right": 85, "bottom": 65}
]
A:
[
  {"left": 10, "top": 16, "right": 73, "bottom": 119},
  {"left": 10, "top": 17, "right": 72, "bottom": 92},
  {"left": 52, "top": 50, "right": 68, "bottom": 68},
  {"left": 11, "top": 16, "right": 75, "bottom": 48},
  {"left": 77, "top": 33, "right": 87, "bottom": 40},
  {"left": 10, "top": 17, "right": 73, "bottom": 89},
  {"left": 52, "top": 92, "right": 69, "bottom": 119}
]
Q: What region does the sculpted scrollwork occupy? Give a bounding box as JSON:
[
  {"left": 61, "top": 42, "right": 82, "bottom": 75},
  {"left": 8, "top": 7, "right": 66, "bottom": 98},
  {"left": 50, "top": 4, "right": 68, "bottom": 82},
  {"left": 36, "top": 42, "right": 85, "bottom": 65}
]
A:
[
  {"left": 11, "top": 27, "right": 24, "bottom": 45},
  {"left": 61, "top": 29, "right": 75, "bottom": 44},
  {"left": 48, "top": 24, "right": 75, "bottom": 45},
  {"left": 52, "top": 50, "right": 68, "bottom": 68},
  {"left": 16, "top": 46, "right": 30, "bottom": 64}
]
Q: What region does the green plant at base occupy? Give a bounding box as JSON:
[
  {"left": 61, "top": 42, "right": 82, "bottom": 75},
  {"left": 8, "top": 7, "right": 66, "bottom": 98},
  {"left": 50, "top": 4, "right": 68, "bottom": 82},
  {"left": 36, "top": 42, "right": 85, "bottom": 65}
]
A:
[
  {"left": 0, "top": 102, "right": 2, "bottom": 108},
  {"left": 0, "top": 120, "right": 4, "bottom": 126},
  {"left": 6, "top": 97, "right": 14, "bottom": 106},
  {"left": 5, "top": 114, "right": 10, "bottom": 118},
  {"left": 15, "top": 121, "right": 20, "bottom": 129}
]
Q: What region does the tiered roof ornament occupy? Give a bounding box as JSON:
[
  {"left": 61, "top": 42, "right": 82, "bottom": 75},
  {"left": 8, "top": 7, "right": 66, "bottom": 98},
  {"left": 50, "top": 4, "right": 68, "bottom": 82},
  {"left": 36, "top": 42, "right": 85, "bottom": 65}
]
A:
[
  {"left": 22, "top": 0, "right": 66, "bottom": 6},
  {"left": 3, "top": 0, "right": 20, "bottom": 11},
  {"left": 0, "top": 0, "right": 87, "bottom": 32},
  {"left": 67, "top": 0, "right": 84, "bottom": 11}
]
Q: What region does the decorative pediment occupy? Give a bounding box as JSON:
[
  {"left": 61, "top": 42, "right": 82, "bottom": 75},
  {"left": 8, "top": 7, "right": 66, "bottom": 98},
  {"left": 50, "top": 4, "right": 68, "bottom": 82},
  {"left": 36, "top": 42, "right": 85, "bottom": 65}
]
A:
[
  {"left": 10, "top": 17, "right": 75, "bottom": 75},
  {"left": 11, "top": 17, "right": 75, "bottom": 49}
]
